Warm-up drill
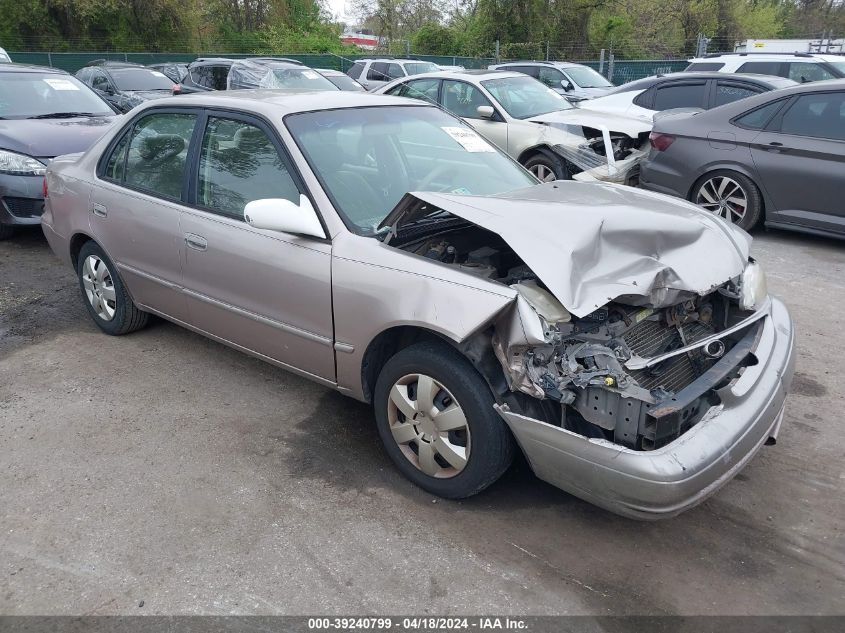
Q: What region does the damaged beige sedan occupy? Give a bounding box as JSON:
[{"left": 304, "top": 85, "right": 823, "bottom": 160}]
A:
[{"left": 41, "top": 91, "right": 795, "bottom": 519}]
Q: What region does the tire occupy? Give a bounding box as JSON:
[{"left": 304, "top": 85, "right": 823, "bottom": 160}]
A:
[
  {"left": 0, "top": 223, "right": 13, "bottom": 241},
  {"left": 523, "top": 151, "right": 569, "bottom": 182},
  {"left": 374, "top": 342, "right": 514, "bottom": 498},
  {"left": 76, "top": 241, "right": 149, "bottom": 336},
  {"left": 691, "top": 170, "right": 763, "bottom": 232}
]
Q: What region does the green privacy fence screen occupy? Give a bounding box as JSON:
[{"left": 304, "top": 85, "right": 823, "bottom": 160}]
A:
[{"left": 9, "top": 52, "right": 690, "bottom": 85}]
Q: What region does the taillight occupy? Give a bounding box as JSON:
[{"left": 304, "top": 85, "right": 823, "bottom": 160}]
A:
[
  {"left": 42, "top": 177, "right": 48, "bottom": 198},
  {"left": 649, "top": 132, "right": 675, "bottom": 151}
]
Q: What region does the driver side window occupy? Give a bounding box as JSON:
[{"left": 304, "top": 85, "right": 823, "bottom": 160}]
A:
[
  {"left": 441, "top": 80, "right": 494, "bottom": 120},
  {"left": 197, "top": 117, "right": 301, "bottom": 219},
  {"left": 537, "top": 68, "right": 564, "bottom": 88}
]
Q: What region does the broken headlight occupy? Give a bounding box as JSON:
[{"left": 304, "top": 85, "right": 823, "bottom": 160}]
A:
[{"left": 739, "top": 260, "right": 768, "bottom": 311}]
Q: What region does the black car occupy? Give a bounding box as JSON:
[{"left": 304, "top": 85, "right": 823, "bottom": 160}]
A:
[
  {"left": 76, "top": 61, "right": 174, "bottom": 113},
  {"left": 0, "top": 64, "right": 117, "bottom": 239},
  {"left": 174, "top": 58, "right": 234, "bottom": 94},
  {"left": 147, "top": 62, "right": 189, "bottom": 84}
]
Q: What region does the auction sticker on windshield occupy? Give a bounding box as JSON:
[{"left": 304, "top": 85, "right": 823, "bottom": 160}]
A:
[
  {"left": 43, "top": 78, "right": 80, "bottom": 91},
  {"left": 442, "top": 126, "right": 495, "bottom": 152}
]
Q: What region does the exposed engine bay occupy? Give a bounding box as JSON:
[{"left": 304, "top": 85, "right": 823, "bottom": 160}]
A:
[{"left": 397, "top": 223, "right": 763, "bottom": 451}]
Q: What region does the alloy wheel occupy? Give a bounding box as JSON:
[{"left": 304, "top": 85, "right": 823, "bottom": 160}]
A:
[
  {"left": 387, "top": 373, "right": 471, "bottom": 478},
  {"left": 81, "top": 254, "right": 116, "bottom": 321},
  {"left": 696, "top": 176, "right": 748, "bottom": 224},
  {"left": 530, "top": 163, "right": 557, "bottom": 182}
]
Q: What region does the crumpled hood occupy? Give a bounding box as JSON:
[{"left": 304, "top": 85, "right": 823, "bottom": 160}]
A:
[
  {"left": 382, "top": 182, "right": 751, "bottom": 317},
  {"left": 530, "top": 108, "right": 652, "bottom": 137},
  {"left": 0, "top": 116, "right": 118, "bottom": 158}
]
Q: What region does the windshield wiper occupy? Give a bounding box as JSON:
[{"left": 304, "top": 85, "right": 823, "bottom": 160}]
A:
[{"left": 27, "top": 112, "right": 103, "bottom": 119}]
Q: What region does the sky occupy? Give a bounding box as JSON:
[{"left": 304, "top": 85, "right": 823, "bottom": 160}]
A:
[{"left": 326, "top": 0, "right": 350, "bottom": 22}]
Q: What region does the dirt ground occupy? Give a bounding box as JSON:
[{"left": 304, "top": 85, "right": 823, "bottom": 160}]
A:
[{"left": 1, "top": 225, "right": 843, "bottom": 615}]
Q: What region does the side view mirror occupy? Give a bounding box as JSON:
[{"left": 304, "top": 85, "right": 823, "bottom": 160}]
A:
[
  {"left": 244, "top": 195, "right": 326, "bottom": 239},
  {"left": 476, "top": 105, "right": 495, "bottom": 119},
  {"left": 560, "top": 79, "right": 574, "bottom": 91}
]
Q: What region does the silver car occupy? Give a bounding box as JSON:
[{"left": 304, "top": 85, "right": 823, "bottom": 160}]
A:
[
  {"left": 376, "top": 70, "right": 651, "bottom": 184},
  {"left": 42, "top": 91, "right": 795, "bottom": 519}
]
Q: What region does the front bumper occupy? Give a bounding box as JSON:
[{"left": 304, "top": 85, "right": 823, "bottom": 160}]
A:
[
  {"left": 496, "top": 296, "right": 795, "bottom": 520},
  {"left": 1, "top": 174, "right": 45, "bottom": 226}
]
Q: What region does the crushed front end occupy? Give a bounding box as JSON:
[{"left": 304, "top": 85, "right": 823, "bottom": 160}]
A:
[{"left": 493, "top": 271, "right": 795, "bottom": 519}]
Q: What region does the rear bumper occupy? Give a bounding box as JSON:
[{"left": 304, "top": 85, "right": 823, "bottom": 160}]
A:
[
  {"left": 0, "top": 174, "right": 45, "bottom": 226},
  {"left": 497, "top": 296, "right": 795, "bottom": 520},
  {"left": 639, "top": 155, "right": 691, "bottom": 199}
]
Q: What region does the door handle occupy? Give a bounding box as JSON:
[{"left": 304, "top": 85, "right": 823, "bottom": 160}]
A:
[
  {"left": 184, "top": 234, "right": 207, "bottom": 251},
  {"left": 766, "top": 141, "right": 785, "bottom": 153},
  {"left": 92, "top": 203, "right": 107, "bottom": 218}
]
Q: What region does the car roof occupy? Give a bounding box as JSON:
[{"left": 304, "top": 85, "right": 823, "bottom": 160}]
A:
[
  {"left": 0, "top": 63, "right": 68, "bottom": 75},
  {"left": 190, "top": 58, "right": 235, "bottom": 66},
  {"left": 607, "top": 71, "right": 797, "bottom": 93},
  {"left": 690, "top": 52, "right": 844, "bottom": 61},
  {"left": 495, "top": 60, "right": 583, "bottom": 69},
  {"left": 389, "top": 69, "right": 522, "bottom": 82},
  {"left": 356, "top": 58, "right": 435, "bottom": 64},
  {"left": 140, "top": 89, "right": 427, "bottom": 115}
]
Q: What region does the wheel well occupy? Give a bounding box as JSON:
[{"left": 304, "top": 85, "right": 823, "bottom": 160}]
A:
[
  {"left": 69, "top": 233, "right": 94, "bottom": 270},
  {"left": 360, "top": 326, "right": 449, "bottom": 404},
  {"left": 517, "top": 145, "right": 555, "bottom": 166},
  {"left": 360, "top": 325, "right": 511, "bottom": 405}
]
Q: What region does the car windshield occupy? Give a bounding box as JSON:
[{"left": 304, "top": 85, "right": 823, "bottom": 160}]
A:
[
  {"left": 110, "top": 68, "right": 174, "bottom": 91},
  {"left": 404, "top": 62, "right": 439, "bottom": 75},
  {"left": 286, "top": 106, "right": 537, "bottom": 235},
  {"left": 0, "top": 72, "right": 113, "bottom": 118},
  {"left": 481, "top": 75, "right": 573, "bottom": 119},
  {"left": 564, "top": 66, "right": 613, "bottom": 88},
  {"left": 261, "top": 67, "right": 338, "bottom": 90}
]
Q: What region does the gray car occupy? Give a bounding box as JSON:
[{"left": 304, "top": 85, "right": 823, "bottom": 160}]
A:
[
  {"left": 0, "top": 64, "right": 117, "bottom": 239},
  {"left": 41, "top": 91, "right": 794, "bottom": 519},
  {"left": 640, "top": 79, "right": 845, "bottom": 234}
]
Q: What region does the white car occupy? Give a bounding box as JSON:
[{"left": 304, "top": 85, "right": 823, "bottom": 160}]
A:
[
  {"left": 685, "top": 52, "right": 845, "bottom": 82},
  {"left": 376, "top": 69, "right": 650, "bottom": 183},
  {"left": 0, "top": 48, "right": 11, "bottom": 63},
  {"left": 346, "top": 58, "right": 442, "bottom": 91},
  {"left": 579, "top": 72, "right": 797, "bottom": 120}
]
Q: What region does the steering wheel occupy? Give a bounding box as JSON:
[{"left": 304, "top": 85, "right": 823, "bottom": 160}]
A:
[{"left": 417, "top": 164, "right": 456, "bottom": 191}]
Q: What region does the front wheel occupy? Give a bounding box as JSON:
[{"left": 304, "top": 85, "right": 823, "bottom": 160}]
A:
[
  {"left": 523, "top": 151, "right": 569, "bottom": 182},
  {"left": 373, "top": 342, "right": 514, "bottom": 498},
  {"left": 691, "top": 170, "right": 762, "bottom": 231},
  {"left": 77, "top": 241, "right": 149, "bottom": 335}
]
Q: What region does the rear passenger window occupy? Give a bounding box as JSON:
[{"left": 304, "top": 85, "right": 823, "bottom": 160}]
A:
[
  {"left": 737, "top": 61, "right": 783, "bottom": 77},
  {"left": 368, "top": 63, "right": 389, "bottom": 81},
  {"left": 387, "top": 64, "right": 404, "bottom": 79},
  {"left": 347, "top": 63, "right": 364, "bottom": 80},
  {"left": 103, "top": 133, "right": 129, "bottom": 181},
  {"left": 733, "top": 99, "right": 786, "bottom": 129},
  {"left": 652, "top": 83, "right": 707, "bottom": 110},
  {"left": 124, "top": 112, "right": 196, "bottom": 200},
  {"left": 714, "top": 83, "right": 761, "bottom": 107},
  {"left": 389, "top": 78, "right": 439, "bottom": 104},
  {"left": 197, "top": 117, "right": 301, "bottom": 219}
]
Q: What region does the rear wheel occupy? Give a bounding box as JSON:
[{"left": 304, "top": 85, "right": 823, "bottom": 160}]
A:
[
  {"left": 77, "top": 241, "right": 149, "bottom": 336},
  {"left": 523, "top": 151, "right": 569, "bottom": 182},
  {"left": 374, "top": 342, "right": 514, "bottom": 498},
  {"left": 691, "top": 170, "right": 762, "bottom": 231}
]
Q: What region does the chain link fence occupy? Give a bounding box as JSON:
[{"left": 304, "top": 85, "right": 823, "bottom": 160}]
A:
[{"left": 9, "top": 51, "right": 690, "bottom": 85}]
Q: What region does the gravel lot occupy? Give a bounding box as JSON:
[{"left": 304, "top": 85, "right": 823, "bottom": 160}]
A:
[{"left": 1, "top": 225, "right": 843, "bottom": 615}]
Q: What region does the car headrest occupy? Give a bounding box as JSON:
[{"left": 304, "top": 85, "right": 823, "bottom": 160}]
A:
[{"left": 139, "top": 134, "right": 185, "bottom": 162}]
